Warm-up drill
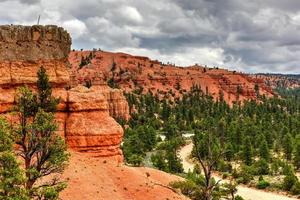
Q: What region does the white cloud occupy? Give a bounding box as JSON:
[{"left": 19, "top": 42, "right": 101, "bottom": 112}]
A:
[
  {"left": 118, "top": 6, "right": 143, "bottom": 24},
  {"left": 114, "top": 47, "right": 225, "bottom": 67},
  {"left": 62, "top": 19, "right": 87, "bottom": 39}
]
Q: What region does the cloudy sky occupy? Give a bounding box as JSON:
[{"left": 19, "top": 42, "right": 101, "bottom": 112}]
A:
[{"left": 1, "top": 0, "right": 300, "bottom": 74}]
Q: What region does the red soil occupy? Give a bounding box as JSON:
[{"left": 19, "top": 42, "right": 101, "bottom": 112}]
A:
[{"left": 60, "top": 151, "right": 188, "bottom": 200}]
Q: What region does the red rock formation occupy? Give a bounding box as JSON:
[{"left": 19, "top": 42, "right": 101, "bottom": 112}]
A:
[
  {"left": 69, "top": 50, "right": 274, "bottom": 105},
  {"left": 66, "top": 86, "right": 123, "bottom": 158},
  {"left": 0, "top": 25, "right": 129, "bottom": 158},
  {"left": 96, "top": 85, "right": 130, "bottom": 121},
  {"left": 251, "top": 74, "right": 300, "bottom": 90}
]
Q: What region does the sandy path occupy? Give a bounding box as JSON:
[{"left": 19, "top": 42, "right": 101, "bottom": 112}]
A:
[{"left": 178, "top": 142, "right": 297, "bottom": 200}]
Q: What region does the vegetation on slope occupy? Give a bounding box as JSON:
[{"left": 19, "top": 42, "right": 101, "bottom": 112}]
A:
[{"left": 120, "top": 85, "right": 300, "bottom": 199}]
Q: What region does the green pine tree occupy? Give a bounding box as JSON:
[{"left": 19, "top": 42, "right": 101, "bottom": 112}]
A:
[
  {"left": 283, "top": 133, "right": 293, "bottom": 161},
  {"left": 259, "top": 137, "right": 270, "bottom": 161},
  {"left": 293, "top": 135, "right": 300, "bottom": 169},
  {"left": 242, "top": 137, "right": 253, "bottom": 165},
  {"left": 37, "top": 66, "right": 60, "bottom": 112},
  {"left": 13, "top": 67, "right": 69, "bottom": 199}
]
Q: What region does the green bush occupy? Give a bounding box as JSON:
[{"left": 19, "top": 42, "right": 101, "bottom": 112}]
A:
[
  {"left": 256, "top": 180, "right": 270, "bottom": 189},
  {"left": 236, "top": 165, "right": 254, "bottom": 184},
  {"left": 282, "top": 173, "right": 298, "bottom": 191},
  {"left": 291, "top": 181, "right": 300, "bottom": 195},
  {"left": 253, "top": 159, "right": 269, "bottom": 175},
  {"left": 222, "top": 172, "right": 230, "bottom": 179},
  {"left": 232, "top": 169, "right": 239, "bottom": 179},
  {"left": 127, "top": 154, "right": 144, "bottom": 166},
  {"left": 169, "top": 180, "right": 197, "bottom": 197},
  {"left": 217, "top": 160, "right": 232, "bottom": 172},
  {"left": 235, "top": 195, "right": 245, "bottom": 200}
]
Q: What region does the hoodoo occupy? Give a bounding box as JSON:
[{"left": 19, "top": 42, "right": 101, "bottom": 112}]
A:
[{"left": 0, "top": 25, "right": 128, "bottom": 159}]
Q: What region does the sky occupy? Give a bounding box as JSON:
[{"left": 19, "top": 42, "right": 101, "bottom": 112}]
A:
[{"left": 0, "top": 0, "right": 300, "bottom": 74}]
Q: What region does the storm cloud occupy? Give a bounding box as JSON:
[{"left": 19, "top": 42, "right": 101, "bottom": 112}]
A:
[{"left": 1, "top": 0, "right": 300, "bottom": 73}]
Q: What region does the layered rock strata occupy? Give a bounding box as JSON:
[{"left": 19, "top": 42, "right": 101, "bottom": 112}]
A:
[
  {"left": 0, "top": 25, "right": 128, "bottom": 159},
  {"left": 69, "top": 51, "right": 274, "bottom": 105},
  {"left": 66, "top": 86, "right": 123, "bottom": 157}
]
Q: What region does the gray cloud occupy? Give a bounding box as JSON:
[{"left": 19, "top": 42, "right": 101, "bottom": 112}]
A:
[{"left": 0, "top": 0, "right": 299, "bottom": 73}]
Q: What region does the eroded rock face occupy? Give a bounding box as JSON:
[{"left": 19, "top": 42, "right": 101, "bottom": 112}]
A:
[
  {"left": 0, "top": 25, "right": 128, "bottom": 159},
  {"left": 66, "top": 86, "right": 123, "bottom": 158},
  {"left": 0, "top": 25, "right": 71, "bottom": 113},
  {"left": 69, "top": 50, "right": 274, "bottom": 105},
  {"left": 95, "top": 86, "right": 130, "bottom": 121},
  {"left": 0, "top": 25, "right": 71, "bottom": 62}
]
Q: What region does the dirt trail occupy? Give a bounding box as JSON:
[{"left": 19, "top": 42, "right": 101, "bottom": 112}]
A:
[{"left": 178, "top": 142, "right": 297, "bottom": 200}]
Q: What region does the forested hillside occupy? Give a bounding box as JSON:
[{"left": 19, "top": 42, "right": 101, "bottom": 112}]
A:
[{"left": 121, "top": 85, "right": 300, "bottom": 199}]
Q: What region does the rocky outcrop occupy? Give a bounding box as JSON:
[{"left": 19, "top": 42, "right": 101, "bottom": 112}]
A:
[
  {"left": 69, "top": 51, "right": 274, "bottom": 105},
  {"left": 0, "top": 25, "right": 71, "bottom": 62},
  {"left": 66, "top": 86, "right": 123, "bottom": 158},
  {"left": 0, "top": 25, "right": 128, "bottom": 159},
  {"left": 0, "top": 25, "right": 71, "bottom": 113},
  {"left": 251, "top": 74, "right": 300, "bottom": 89},
  {"left": 96, "top": 86, "right": 130, "bottom": 121}
]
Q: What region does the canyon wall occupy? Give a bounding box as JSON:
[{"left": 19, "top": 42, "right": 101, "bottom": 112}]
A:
[{"left": 0, "top": 25, "right": 128, "bottom": 159}]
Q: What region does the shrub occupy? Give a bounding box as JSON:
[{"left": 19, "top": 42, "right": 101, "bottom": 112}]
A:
[
  {"left": 236, "top": 165, "right": 254, "bottom": 184},
  {"left": 282, "top": 173, "right": 297, "bottom": 191},
  {"left": 217, "top": 160, "right": 232, "bottom": 172},
  {"left": 222, "top": 172, "right": 230, "bottom": 179},
  {"left": 128, "top": 154, "right": 144, "bottom": 167},
  {"left": 253, "top": 159, "right": 269, "bottom": 175},
  {"left": 235, "top": 195, "right": 245, "bottom": 200},
  {"left": 169, "top": 180, "right": 198, "bottom": 199},
  {"left": 291, "top": 181, "right": 300, "bottom": 195},
  {"left": 193, "top": 163, "right": 202, "bottom": 175},
  {"left": 256, "top": 180, "right": 270, "bottom": 189},
  {"left": 232, "top": 169, "right": 239, "bottom": 179}
]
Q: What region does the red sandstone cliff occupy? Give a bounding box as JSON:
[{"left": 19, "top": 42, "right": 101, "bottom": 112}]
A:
[
  {"left": 0, "top": 25, "right": 127, "bottom": 158},
  {"left": 69, "top": 50, "right": 274, "bottom": 105}
]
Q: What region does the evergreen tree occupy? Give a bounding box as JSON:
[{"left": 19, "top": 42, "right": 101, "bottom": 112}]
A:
[
  {"left": 225, "top": 143, "right": 234, "bottom": 161},
  {"left": 217, "top": 118, "right": 226, "bottom": 147},
  {"left": 242, "top": 137, "right": 253, "bottom": 165},
  {"left": 151, "top": 151, "right": 167, "bottom": 171},
  {"left": 283, "top": 133, "right": 293, "bottom": 160},
  {"left": 13, "top": 67, "right": 69, "bottom": 199},
  {"left": 259, "top": 137, "right": 270, "bottom": 161},
  {"left": 161, "top": 100, "right": 170, "bottom": 121},
  {"left": 193, "top": 131, "right": 223, "bottom": 200},
  {"left": 37, "top": 66, "right": 60, "bottom": 112},
  {"left": 293, "top": 135, "right": 300, "bottom": 169}
]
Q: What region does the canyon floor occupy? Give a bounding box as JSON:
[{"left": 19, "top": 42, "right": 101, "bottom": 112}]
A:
[
  {"left": 178, "top": 143, "right": 297, "bottom": 200},
  {"left": 60, "top": 151, "right": 188, "bottom": 200}
]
